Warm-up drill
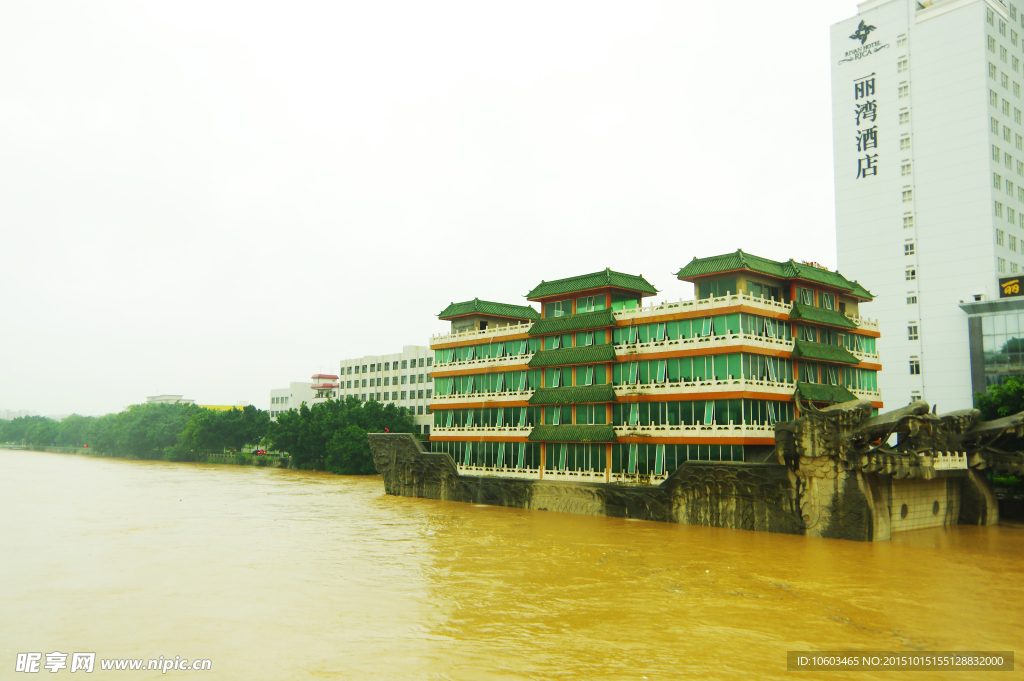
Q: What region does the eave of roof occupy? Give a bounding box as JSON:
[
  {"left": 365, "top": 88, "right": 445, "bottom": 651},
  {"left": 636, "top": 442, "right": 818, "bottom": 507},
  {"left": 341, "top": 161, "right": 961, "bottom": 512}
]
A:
[
  {"left": 528, "top": 424, "right": 618, "bottom": 443},
  {"left": 437, "top": 298, "right": 539, "bottom": 321},
  {"left": 788, "top": 302, "right": 859, "bottom": 329},
  {"left": 791, "top": 340, "right": 860, "bottom": 365},
  {"left": 526, "top": 268, "right": 658, "bottom": 301},
  {"left": 528, "top": 343, "right": 616, "bottom": 368},
  {"left": 528, "top": 384, "right": 617, "bottom": 405},
  {"left": 675, "top": 250, "right": 874, "bottom": 300},
  {"left": 528, "top": 309, "right": 617, "bottom": 337}
]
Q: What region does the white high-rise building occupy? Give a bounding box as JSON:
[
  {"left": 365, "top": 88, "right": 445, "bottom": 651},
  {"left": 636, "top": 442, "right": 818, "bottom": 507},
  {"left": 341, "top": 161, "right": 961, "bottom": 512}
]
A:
[
  {"left": 832, "top": 0, "right": 1024, "bottom": 411},
  {"left": 339, "top": 345, "right": 433, "bottom": 434}
]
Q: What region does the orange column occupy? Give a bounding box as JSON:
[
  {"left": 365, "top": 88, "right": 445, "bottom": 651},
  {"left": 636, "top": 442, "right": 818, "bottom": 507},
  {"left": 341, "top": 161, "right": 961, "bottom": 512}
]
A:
[{"left": 539, "top": 443, "right": 545, "bottom": 480}]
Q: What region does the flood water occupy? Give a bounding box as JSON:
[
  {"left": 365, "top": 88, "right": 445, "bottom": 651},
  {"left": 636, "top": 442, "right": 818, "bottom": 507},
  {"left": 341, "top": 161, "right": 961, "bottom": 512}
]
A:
[{"left": 1, "top": 450, "right": 1021, "bottom": 680}]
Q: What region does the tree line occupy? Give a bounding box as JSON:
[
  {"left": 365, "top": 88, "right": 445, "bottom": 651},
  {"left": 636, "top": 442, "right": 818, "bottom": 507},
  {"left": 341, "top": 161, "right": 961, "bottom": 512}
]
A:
[{"left": 0, "top": 396, "right": 415, "bottom": 475}]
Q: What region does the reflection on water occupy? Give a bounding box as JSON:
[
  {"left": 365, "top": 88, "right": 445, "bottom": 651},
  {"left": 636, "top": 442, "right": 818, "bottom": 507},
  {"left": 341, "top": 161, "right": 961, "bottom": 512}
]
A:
[{"left": 1, "top": 450, "right": 1021, "bottom": 680}]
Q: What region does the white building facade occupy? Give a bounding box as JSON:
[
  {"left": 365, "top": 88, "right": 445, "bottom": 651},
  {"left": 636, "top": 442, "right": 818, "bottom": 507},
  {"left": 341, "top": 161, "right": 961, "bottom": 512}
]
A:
[
  {"left": 269, "top": 382, "right": 315, "bottom": 420},
  {"left": 832, "top": 0, "right": 1024, "bottom": 411},
  {"left": 339, "top": 345, "right": 433, "bottom": 434}
]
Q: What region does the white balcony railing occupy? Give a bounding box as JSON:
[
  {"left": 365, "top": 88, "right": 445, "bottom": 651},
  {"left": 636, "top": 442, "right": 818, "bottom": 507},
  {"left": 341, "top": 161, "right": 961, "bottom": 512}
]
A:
[
  {"left": 430, "top": 389, "right": 535, "bottom": 405},
  {"left": 850, "top": 347, "right": 881, "bottom": 363},
  {"left": 431, "top": 425, "right": 532, "bottom": 437},
  {"left": 613, "top": 423, "right": 775, "bottom": 439},
  {"left": 541, "top": 468, "right": 608, "bottom": 483},
  {"left": 611, "top": 292, "right": 879, "bottom": 333},
  {"left": 614, "top": 377, "right": 795, "bottom": 398},
  {"left": 456, "top": 465, "right": 541, "bottom": 480},
  {"left": 849, "top": 387, "right": 882, "bottom": 400},
  {"left": 432, "top": 353, "right": 533, "bottom": 373},
  {"left": 431, "top": 321, "right": 534, "bottom": 346},
  {"left": 614, "top": 333, "right": 793, "bottom": 357},
  {"left": 612, "top": 292, "right": 792, "bottom": 321}
]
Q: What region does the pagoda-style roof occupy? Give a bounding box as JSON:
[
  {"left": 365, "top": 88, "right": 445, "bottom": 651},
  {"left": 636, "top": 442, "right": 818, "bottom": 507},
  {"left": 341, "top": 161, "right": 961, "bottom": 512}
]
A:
[
  {"left": 675, "top": 250, "right": 873, "bottom": 300},
  {"left": 437, "top": 298, "right": 539, "bottom": 321},
  {"left": 790, "top": 340, "right": 860, "bottom": 365},
  {"left": 528, "top": 309, "right": 616, "bottom": 336},
  {"left": 528, "top": 424, "right": 617, "bottom": 443},
  {"left": 795, "top": 382, "right": 858, "bottom": 404},
  {"left": 526, "top": 268, "right": 658, "bottom": 301},
  {"left": 788, "top": 302, "right": 859, "bottom": 329},
  {"left": 528, "top": 344, "right": 616, "bottom": 368},
  {"left": 528, "top": 384, "right": 617, "bottom": 405}
]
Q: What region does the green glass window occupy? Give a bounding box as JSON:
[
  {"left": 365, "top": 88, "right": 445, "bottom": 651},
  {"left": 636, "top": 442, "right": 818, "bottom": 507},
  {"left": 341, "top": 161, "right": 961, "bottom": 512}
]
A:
[
  {"left": 611, "top": 293, "right": 639, "bottom": 311},
  {"left": 544, "top": 300, "right": 571, "bottom": 318}
]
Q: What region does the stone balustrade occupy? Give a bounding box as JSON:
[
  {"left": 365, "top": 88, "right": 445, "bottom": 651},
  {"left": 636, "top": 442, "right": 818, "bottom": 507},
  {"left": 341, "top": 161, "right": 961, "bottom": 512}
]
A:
[
  {"left": 431, "top": 425, "right": 532, "bottom": 437},
  {"left": 456, "top": 464, "right": 541, "bottom": 480},
  {"left": 430, "top": 389, "right": 535, "bottom": 405},
  {"left": 431, "top": 321, "right": 533, "bottom": 345},
  {"left": 614, "top": 378, "right": 795, "bottom": 398},
  {"left": 613, "top": 423, "right": 775, "bottom": 439},
  {"left": 432, "top": 353, "right": 533, "bottom": 372},
  {"left": 614, "top": 333, "right": 793, "bottom": 357}
]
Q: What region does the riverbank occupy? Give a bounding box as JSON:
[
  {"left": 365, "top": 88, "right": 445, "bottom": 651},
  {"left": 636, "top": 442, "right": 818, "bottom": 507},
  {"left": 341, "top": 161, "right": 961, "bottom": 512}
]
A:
[{"left": 0, "top": 444, "right": 291, "bottom": 468}]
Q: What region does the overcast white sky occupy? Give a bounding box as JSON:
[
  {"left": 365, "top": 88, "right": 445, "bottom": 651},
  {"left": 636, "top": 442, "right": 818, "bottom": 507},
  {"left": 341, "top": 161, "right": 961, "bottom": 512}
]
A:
[{"left": 1, "top": 0, "right": 860, "bottom": 416}]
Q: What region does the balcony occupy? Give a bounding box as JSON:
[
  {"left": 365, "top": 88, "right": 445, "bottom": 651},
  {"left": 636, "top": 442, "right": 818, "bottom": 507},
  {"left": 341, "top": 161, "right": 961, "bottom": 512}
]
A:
[
  {"left": 613, "top": 292, "right": 792, "bottom": 322},
  {"left": 614, "top": 377, "right": 796, "bottom": 399},
  {"left": 611, "top": 293, "right": 880, "bottom": 333},
  {"left": 850, "top": 347, "right": 881, "bottom": 363},
  {"left": 430, "top": 389, "right": 535, "bottom": 405},
  {"left": 431, "top": 321, "right": 533, "bottom": 346},
  {"left": 614, "top": 333, "right": 793, "bottom": 357},
  {"left": 432, "top": 353, "right": 533, "bottom": 373},
  {"left": 613, "top": 423, "right": 775, "bottom": 439},
  {"left": 849, "top": 387, "right": 882, "bottom": 401},
  {"left": 431, "top": 425, "right": 532, "bottom": 438}
]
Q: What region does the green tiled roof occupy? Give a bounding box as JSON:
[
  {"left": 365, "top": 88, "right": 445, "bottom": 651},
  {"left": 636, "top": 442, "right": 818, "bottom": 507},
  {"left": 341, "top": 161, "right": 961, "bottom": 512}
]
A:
[
  {"left": 795, "top": 382, "right": 858, "bottom": 404},
  {"left": 528, "top": 343, "right": 616, "bottom": 368},
  {"left": 528, "top": 424, "right": 618, "bottom": 443},
  {"left": 528, "top": 309, "right": 617, "bottom": 336},
  {"left": 437, "top": 298, "right": 539, "bottom": 321},
  {"left": 674, "top": 250, "right": 874, "bottom": 300},
  {"left": 526, "top": 268, "right": 658, "bottom": 300},
  {"left": 528, "top": 384, "right": 617, "bottom": 405},
  {"left": 791, "top": 340, "right": 860, "bottom": 364},
  {"left": 788, "top": 302, "right": 859, "bottom": 329}
]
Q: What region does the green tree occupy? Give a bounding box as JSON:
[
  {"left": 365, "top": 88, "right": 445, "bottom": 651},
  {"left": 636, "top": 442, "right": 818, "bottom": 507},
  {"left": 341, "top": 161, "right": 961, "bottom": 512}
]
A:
[
  {"left": 976, "top": 378, "right": 1024, "bottom": 420},
  {"left": 56, "top": 414, "right": 96, "bottom": 447},
  {"left": 267, "top": 396, "right": 416, "bottom": 473}
]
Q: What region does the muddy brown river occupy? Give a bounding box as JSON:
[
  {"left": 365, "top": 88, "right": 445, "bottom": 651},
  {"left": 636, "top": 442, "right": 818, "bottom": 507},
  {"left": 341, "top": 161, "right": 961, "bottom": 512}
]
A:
[{"left": 1, "top": 450, "right": 1021, "bottom": 680}]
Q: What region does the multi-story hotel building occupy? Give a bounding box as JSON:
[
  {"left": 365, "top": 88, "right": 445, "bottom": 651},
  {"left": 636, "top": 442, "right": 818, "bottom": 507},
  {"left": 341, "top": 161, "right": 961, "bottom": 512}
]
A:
[
  {"left": 339, "top": 346, "right": 434, "bottom": 434},
  {"left": 428, "top": 256, "right": 881, "bottom": 483},
  {"left": 832, "top": 0, "right": 1024, "bottom": 409}
]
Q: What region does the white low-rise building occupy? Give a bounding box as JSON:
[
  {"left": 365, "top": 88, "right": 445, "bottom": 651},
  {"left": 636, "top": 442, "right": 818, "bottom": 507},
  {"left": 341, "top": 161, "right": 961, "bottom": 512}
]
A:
[{"left": 269, "top": 381, "right": 316, "bottom": 419}]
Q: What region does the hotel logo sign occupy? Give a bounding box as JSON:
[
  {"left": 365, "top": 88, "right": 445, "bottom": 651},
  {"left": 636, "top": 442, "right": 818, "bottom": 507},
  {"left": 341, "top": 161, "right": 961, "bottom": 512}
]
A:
[
  {"left": 839, "top": 20, "right": 889, "bottom": 63},
  {"left": 1000, "top": 277, "right": 1023, "bottom": 298},
  {"left": 850, "top": 20, "right": 876, "bottom": 44}
]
